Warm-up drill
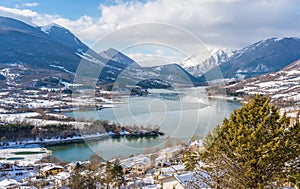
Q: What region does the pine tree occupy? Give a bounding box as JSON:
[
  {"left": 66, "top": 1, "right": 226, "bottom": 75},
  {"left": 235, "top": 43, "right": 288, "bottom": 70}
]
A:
[
  {"left": 103, "top": 160, "right": 124, "bottom": 188},
  {"left": 183, "top": 149, "right": 198, "bottom": 171},
  {"left": 111, "top": 159, "right": 124, "bottom": 188},
  {"left": 196, "top": 125, "right": 233, "bottom": 188},
  {"left": 104, "top": 161, "right": 113, "bottom": 188},
  {"left": 186, "top": 95, "right": 300, "bottom": 188}
]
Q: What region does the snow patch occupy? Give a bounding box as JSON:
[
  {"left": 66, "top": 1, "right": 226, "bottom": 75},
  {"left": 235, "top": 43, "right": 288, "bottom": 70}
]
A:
[
  {"left": 40, "top": 23, "right": 63, "bottom": 34},
  {"left": 50, "top": 64, "right": 73, "bottom": 74}
]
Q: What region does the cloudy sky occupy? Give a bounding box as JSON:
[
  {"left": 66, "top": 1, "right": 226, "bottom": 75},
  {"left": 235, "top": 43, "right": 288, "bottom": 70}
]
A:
[{"left": 0, "top": 0, "right": 299, "bottom": 50}]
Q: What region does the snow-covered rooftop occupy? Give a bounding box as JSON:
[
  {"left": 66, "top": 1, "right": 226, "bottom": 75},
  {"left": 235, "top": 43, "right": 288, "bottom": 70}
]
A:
[
  {"left": 0, "top": 178, "right": 20, "bottom": 188},
  {"left": 41, "top": 165, "right": 64, "bottom": 172}
]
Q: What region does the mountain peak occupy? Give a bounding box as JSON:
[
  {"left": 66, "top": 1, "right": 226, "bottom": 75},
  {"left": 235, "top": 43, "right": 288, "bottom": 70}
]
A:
[
  {"left": 99, "top": 48, "right": 135, "bottom": 66},
  {"left": 179, "top": 48, "right": 234, "bottom": 77},
  {"left": 40, "top": 23, "right": 64, "bottom": 34},
  {"left": 39, "top": 23, "right": 89, "bottom": 53}
]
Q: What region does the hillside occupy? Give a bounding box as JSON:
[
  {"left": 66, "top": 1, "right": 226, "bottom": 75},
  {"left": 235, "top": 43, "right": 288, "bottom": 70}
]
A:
[
  {"left": 0, "top": 17, "right": 81, "bottom": 73},
  {"left": 228, "top": 59, "right": 300, "bottom": 110}
]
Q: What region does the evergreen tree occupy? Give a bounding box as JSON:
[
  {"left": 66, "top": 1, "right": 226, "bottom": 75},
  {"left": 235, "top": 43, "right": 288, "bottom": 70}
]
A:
[
  {"left": 183, "top": 149, "right": 198, "bottom": 171},
  {"left": 111, "top": 159, "right": 125, "bottom": 188},
  {"left": 196, "top": 125, "right": 233, "bottom": 188},
  {"left": 69, "top": 167, "right": 81, "bottom": 189},
  {"left": 186, "top": 95, "right": 300, "bottom": 188},
  {"left": 103, "top": 160, "right": 124, "bottom": 188},
  {"left": 104, "top": 161, "right": 114, "bottom": 188}
]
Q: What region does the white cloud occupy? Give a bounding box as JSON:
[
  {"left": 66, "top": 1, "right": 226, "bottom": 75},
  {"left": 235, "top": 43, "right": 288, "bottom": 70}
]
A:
[
  {"left": 127, "top": 52, "right": 179, "bottom": 67},
  {"left": 155, "top": 49, "right": 164, "bottom": 55},
  {"left": 126, "top": 46, "right": 185, "bottom": 67},
  {"left": 15, "top": 2, "right": 39, "bottom": 9},
  {"left": 0, "top": 6, "right": 38, "bottom": 23},
  {"left": 0, "top": 0, "right": 300, "bottom": 50},
  {"left": 0, "top": 5, "right": 109, "bottom": 43},
  {"left": 96, "top": 0, "right": 300, "bottom": 48}
]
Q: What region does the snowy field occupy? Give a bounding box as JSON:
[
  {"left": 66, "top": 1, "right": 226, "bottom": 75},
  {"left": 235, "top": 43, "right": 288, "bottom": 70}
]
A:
[{"left": 0, "top": 148, "right": 51, "bottom": 166}]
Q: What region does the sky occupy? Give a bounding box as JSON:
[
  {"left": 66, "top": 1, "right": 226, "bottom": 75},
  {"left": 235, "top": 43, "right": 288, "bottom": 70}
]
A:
[{"left": 0, "top": 0, "right": 299, "bottom": 51}]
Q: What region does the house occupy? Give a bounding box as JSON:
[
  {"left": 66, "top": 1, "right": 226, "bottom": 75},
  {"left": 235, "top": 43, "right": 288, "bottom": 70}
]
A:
[
  {"left": 54, "top": 171, "right": 70, "bottom": 187},
  {"left": 158, "top": 172, "right": 210, "bottom": 189},
  {"left": 143, "top": 176, "right": 155, "bottom": 185},
  {"left": 160, "top": 176, "right": 185, "bottom": 189},
  {"left": 132, "top": 161, "right": 149, "bottom": 175},
  {"left": 41, "top": 165, "right": 64, "bottom": 177},
  {"left": 0, "top": 178, "right": 20, "bottom": 189},
  {"left": 174, "top": 172, "right": 210, "bottom": 189},
  {"left": 155, "top": 154, "right": 167, "bottom": 168},
  {"left": 155, "top": 164, "right": 185, "bottom": 180},
  {"left": 120, "top": 155, "right": 152, "bottom": 175},
  {"left": 132, "top": 155, "right": 152, "bottom": 175},
  {"left": 171, "top": 164, "right": 185, "bottom": 174},
  {"left": 120, "top": 159, "right": 135, "bottom": 174},
  {"left": 66, "top": 160, "right": 90, "bottom": 171},
  {"left": 157, "top": 167, "right": 176, "bottom": 179},
  {"left": 155, "top": 146, "right": 184, "bottom": 167}
]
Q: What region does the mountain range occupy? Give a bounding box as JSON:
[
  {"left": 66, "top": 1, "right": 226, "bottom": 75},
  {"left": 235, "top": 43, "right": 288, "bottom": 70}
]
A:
[
  {"left": 0, "top": 16, "right": 300, "bottom": 90},
  {"left": 197, "top": 37, "right": 300, "bottom": 81},
  {"left": 0, "top": 16, "right": 200, "bottom": 89}
]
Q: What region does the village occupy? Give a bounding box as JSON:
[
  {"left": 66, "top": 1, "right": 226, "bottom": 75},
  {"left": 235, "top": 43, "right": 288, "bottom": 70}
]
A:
[{"left": 0, "top": 141, "right": 205, "bottom": 189}]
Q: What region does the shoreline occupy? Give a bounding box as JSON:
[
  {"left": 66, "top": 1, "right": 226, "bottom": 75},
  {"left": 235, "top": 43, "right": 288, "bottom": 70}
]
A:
[
  {"left": 208, "top": 94, "right": 243, "bottom": 102},
  {"left": 0, "top": 133, "right": 109, "bottom": 149},
  {"left": 0, "top": 129, "right": 165, "bottom": 149}
]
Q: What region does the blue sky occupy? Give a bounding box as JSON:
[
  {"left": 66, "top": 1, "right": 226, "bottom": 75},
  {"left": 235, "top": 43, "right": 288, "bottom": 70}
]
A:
[{"left": 0, "top": 0, "right": 109, "bottom": 19}]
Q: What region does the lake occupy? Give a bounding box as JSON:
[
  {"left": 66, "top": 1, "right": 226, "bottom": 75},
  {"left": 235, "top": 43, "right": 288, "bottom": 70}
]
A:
[{"left": 48, "top": 87, "right": 241, "bottom": 162}]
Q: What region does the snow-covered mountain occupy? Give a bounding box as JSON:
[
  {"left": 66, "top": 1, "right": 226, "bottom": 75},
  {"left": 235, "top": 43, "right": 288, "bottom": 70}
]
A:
[
  {"left": 228, "top": 59, "right": 300, "bottom": 110},
  {"left": 0, "top": 16, "right": 81, "bottom": 73},
  {"left": 0, "top": 16, "right": 125, "bottom": 80},
  {"left": 3, "top": 16, "right": 300, "bottom": 89},
  {"left": 180, "top": 49, "right": 233, "bottom": 77},
  {"left": 0, "top": 16, "right": 201, "bottom": 88},
  {"left": 200, "top": 37, "right": 300, "bottom": 81},
  {"left": 224, "top": 37, "right": 300, "bottom": 78},
  {"left": 39, "top": 24, "right": 89, "bottom": 54}
]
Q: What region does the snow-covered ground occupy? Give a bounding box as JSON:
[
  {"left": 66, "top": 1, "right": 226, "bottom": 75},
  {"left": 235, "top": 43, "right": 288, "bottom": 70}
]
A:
[
  {"left": 0, "top": 112, "right": 88, "bottom": 127},
  {"left": 0, "top": 148, "right": 51, "bottom": 166},
  {"left": 230, "top": 60, "right": 300, "bottom": 113}
]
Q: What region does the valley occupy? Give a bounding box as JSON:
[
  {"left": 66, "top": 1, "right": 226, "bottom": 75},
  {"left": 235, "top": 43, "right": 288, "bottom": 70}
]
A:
[{"left": 0, "top": 14, "right": 299, "bottom": 189}]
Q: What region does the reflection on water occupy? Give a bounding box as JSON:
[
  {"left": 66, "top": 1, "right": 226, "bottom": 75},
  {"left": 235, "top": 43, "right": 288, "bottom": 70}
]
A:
[{"left": 50, "top": 87, "right": 241, "bottom": 161}]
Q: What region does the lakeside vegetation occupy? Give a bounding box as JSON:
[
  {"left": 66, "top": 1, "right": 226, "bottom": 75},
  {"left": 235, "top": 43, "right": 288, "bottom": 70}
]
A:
[{"left": 0, "top": 119, "right": 164, "bottom": 147}]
